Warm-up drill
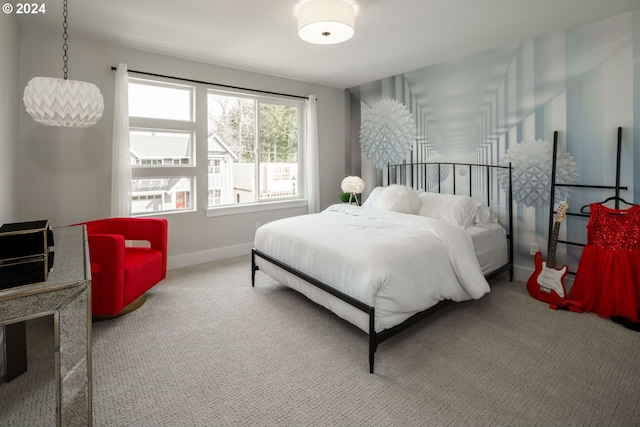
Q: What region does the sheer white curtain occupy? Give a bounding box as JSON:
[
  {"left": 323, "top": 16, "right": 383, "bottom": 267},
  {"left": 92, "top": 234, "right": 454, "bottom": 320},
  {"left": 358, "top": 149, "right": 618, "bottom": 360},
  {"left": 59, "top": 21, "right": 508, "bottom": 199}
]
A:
[
  {"left": 305, "top": 95, "right": 320, "bottom": 213},
  {"left": 111, "top": 63, "right": 131, "bottom": 217}
]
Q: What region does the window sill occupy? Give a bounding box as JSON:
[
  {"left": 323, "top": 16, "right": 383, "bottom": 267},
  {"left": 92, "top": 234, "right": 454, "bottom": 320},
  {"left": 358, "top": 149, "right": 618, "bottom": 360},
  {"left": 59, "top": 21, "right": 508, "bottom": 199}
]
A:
[{"left": 205, "top": 199, "right": 308, "bottom": 218}]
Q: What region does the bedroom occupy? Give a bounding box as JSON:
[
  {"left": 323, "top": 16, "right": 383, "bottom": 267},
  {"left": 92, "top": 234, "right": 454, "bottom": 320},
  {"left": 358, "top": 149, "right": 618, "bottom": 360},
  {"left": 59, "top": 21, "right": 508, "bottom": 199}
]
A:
[{"left": 1, "top": 0, "right": 640, "bottom": 425}]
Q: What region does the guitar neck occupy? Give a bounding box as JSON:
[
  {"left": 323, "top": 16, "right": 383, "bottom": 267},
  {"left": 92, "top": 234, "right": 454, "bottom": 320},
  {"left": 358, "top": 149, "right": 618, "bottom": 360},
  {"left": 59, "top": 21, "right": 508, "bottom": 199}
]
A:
[{"left": 547, "top": 222, "right": 560, "bottom": 269}]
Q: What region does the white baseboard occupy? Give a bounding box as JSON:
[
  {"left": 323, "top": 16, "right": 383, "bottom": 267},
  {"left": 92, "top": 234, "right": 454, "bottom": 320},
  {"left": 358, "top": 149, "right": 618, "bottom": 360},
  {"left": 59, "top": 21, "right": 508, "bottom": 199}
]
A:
[
  {"left": 167, "top": 242, "right": 254, "bottom": 270},
  {"left": 513, "top": 264, "right": 532, "bottom": 283}
]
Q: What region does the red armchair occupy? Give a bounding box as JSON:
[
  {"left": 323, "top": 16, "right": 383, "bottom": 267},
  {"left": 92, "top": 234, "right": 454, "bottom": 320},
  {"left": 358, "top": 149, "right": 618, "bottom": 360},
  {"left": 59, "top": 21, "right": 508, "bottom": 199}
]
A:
[{"left": 82, "top": 217, "right": 168, "bottom": 319}]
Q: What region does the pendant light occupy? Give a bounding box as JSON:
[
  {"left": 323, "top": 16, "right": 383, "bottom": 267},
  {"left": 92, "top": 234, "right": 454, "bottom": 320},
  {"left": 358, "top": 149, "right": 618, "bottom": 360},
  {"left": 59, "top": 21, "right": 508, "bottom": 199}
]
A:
[
  {"left": 23, "top": 0, "right": 104, "bottom": 128},
  {"left": 297, "top": 0, "right": 355, "bottom": 45}
]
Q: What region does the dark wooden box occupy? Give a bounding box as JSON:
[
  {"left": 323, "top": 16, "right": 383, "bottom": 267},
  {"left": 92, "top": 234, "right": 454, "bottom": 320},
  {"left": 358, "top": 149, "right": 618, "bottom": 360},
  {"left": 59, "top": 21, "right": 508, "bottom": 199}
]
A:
[{"left": 0, "top": 220, "right": 54, "bottom": 290}]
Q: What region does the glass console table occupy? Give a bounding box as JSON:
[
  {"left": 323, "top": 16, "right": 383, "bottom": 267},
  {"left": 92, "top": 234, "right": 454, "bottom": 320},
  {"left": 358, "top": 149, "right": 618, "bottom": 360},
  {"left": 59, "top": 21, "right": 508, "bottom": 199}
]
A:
[{"left": 0, "top": 225, "right": 92, "bottom": 426}]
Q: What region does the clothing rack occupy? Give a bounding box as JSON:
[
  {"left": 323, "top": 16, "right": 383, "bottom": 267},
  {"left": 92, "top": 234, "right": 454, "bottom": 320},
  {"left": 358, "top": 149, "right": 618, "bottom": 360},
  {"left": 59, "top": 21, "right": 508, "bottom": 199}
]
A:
[{"left": 547, "top": 127, "right": 628, "bottom": 274}]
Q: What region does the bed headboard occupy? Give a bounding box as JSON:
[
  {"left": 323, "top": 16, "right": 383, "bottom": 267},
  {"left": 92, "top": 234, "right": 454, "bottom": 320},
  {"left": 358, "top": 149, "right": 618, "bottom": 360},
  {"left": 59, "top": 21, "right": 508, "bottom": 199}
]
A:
[
  {"left": 387, "top": 161, "right": 513, "bottom": 280},
  {"left": 387, "top": 162, "right": 509, "bottom": 202}
]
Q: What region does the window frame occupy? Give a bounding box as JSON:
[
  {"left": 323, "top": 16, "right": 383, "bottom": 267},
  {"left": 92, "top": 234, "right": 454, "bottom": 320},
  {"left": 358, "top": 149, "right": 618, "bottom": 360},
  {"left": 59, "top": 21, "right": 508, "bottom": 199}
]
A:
[
  {"left": 129, "top": 79, "right": 195, "bottom": 122},
  {"left": 125, "top": 76, "right": 308, "bottom": 218},
  {"left": 128, "top": 78, "right": 197, "bottom": 216},
  {"left": 205, "top": 88, "right": 305, "bottom": 212}
]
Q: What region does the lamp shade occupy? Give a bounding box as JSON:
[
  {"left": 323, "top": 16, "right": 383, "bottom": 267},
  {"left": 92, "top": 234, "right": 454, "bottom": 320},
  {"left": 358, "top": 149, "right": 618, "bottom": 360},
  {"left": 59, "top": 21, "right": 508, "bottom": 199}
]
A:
[
  {"left": 23, "top": 77, "right": 104, "bottom": 128},
  {"left": 298, "top": 0, "right": 355, "bottom": 44},
  {"left": 341, "top": 176, "right": 365, "bottom": 194}
]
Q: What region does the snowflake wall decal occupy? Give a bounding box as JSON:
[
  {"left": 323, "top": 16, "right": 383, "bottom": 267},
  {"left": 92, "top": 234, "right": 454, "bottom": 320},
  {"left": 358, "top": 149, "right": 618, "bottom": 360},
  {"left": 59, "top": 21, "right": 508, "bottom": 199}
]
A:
[
  {"left": 359, "top": 99, "right": 416, "bottom": 169},
  {"left": 498, "top": 139, "right": 579, "bottom": 208}
]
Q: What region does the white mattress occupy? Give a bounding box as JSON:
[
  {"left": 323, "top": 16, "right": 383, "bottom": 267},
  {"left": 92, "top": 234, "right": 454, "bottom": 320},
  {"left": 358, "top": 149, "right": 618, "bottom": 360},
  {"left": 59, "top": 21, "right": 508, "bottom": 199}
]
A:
[
  {"left": 254, "top": 205, "right": 502, "bottom": 333},
  {"left": 468, "top": 223, "right": 508, "bottom": 275}
]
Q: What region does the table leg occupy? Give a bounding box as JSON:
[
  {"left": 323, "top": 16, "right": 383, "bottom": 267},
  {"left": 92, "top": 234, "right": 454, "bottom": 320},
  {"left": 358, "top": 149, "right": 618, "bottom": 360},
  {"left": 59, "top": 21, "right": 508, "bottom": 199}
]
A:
[{"left": 56, "top": 285, "right": 92, "bottom": 426}]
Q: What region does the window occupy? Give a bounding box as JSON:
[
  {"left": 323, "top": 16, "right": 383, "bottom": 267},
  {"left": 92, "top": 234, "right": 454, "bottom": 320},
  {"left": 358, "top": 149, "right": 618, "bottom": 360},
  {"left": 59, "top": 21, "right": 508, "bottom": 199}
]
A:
[
  {"left": 207, "top": 91, "right": 302, "bottom": 207},
  {"left": 127, "top": 77, "right": 305, "bottom": 216},
  {"left": 129, "top": 81, "right": 193, "bottom": 121},
  {"left": 128, "top": 78, "right": 196, "bottom": 215}
]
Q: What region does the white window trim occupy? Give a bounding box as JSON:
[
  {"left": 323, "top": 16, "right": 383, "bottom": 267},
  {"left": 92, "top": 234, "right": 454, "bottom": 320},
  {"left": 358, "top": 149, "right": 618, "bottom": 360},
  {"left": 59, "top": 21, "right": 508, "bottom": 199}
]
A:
[{"left": 205, "top": 199, "right": 308, "bottom": 217}]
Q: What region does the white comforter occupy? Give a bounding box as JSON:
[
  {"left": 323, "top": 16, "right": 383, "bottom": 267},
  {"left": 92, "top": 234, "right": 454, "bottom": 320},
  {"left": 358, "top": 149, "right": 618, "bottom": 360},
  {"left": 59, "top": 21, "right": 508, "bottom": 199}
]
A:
[{"left": 254, "top": 204, "right": 490, "bottom": 332}]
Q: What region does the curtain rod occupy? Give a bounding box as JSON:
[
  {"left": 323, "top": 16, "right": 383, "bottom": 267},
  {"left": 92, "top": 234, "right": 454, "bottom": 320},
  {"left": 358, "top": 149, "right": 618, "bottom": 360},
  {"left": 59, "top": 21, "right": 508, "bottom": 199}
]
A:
[{"left": 110, "top": 66, "right": 310, "bottom": 100}]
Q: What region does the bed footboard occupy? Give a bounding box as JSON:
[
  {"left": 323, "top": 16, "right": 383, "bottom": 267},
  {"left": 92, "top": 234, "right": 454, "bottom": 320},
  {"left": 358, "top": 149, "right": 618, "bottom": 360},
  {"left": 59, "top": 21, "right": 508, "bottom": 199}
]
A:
[
  {"left": 253, "top": 248, "right": 457, "bottom": 373},
  {"left": 253, "top": 248, "right": 380, "bottom": 373},
  {"left": 252, "top": 162, "right": 513, "bottom": 373}
]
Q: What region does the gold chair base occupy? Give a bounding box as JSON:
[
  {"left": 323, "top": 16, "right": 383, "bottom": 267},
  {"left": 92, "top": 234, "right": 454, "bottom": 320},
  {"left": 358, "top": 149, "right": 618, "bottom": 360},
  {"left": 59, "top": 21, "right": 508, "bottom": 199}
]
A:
[{"left": 92, "top": 293, "right": 147, "bottom": 322}]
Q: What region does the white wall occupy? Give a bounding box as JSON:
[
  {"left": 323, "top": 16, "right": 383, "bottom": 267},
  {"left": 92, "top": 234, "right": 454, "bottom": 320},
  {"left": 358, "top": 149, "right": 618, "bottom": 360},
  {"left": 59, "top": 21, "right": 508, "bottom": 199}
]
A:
[
  {"left": 0, "top": 13, "right": 20, "bottom": 225},
  {"left": 18, "top": 26, "right": 349, "bottom": 268}
]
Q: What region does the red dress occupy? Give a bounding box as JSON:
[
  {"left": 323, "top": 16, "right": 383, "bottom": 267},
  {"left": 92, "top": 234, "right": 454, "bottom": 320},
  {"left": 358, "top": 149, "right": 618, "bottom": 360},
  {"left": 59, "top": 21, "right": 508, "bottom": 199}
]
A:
[{"left": 557, "top": 203, "right": 640, "bottom": 322}]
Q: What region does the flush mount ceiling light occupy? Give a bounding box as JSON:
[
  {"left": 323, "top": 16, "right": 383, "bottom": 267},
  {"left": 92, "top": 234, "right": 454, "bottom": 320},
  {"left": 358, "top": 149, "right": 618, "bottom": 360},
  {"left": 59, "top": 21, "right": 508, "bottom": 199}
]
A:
[
  {"left": 23, "top": 0, "right": 104, "bottom": 128},
  {"left": 297, "top": 0, "right": 355, "bottom": 45}
]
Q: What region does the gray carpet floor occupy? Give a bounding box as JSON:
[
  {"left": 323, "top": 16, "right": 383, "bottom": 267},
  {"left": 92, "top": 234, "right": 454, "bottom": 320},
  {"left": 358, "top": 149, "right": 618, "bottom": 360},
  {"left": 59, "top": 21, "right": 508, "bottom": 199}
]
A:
[{"left": 1, "top": 255, "right": 639, "bottom": 426}]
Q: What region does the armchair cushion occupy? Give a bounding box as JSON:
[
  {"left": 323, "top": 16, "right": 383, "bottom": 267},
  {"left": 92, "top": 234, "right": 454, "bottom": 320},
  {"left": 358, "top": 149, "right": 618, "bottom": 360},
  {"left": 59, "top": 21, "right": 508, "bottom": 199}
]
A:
[{"left": 82, "top": 217, "right": 168, "bottom": 317}]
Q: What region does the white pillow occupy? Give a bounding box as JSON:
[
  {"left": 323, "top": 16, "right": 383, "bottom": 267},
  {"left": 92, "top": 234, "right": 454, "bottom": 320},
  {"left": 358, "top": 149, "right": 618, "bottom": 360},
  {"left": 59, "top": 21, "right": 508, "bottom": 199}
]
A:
[
  {"left": 374, "top": 184, "right": 421, "bottom": 214},
  {"left": 418, "top": 193, "right": 450, "bottom": 219},
  {"left": 361, "top": 186, "right": 383, "bottom": 208},
  {"left": 473, "top": 205, "right": 498, "bottom": 227},
  {"left": 418, "top": 193, "right": 482, "bottom": 228}
]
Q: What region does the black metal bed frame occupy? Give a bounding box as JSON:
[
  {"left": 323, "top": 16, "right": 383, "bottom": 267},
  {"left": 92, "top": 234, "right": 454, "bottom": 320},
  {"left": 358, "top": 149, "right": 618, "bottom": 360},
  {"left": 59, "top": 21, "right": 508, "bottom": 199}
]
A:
[{"left": 252, "top": 162, "right": 513, "bottom": 373}]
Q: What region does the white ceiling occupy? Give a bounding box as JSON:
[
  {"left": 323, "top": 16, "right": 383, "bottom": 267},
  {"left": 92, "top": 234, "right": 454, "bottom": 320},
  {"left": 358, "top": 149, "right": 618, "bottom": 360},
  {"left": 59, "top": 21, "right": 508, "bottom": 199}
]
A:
[{"left": 17, "top": 0, "right": 640, "bottom": 90}]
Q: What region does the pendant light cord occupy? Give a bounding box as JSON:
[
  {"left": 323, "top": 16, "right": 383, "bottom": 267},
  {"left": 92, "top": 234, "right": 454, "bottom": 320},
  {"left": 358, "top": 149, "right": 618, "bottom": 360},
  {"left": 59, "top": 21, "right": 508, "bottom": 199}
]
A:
[{"left": 62, "top": 0, "right": 69, "bottom": 79}]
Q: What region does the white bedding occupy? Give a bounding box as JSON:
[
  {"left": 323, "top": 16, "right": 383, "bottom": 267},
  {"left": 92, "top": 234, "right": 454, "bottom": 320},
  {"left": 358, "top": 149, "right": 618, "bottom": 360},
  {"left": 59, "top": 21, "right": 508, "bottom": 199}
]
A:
[
  {"left": 468, "top": 223, "right": 508, "bottom": 274},
  {"left": 254, "top": 204, "right": 491, "bottom": 333}
]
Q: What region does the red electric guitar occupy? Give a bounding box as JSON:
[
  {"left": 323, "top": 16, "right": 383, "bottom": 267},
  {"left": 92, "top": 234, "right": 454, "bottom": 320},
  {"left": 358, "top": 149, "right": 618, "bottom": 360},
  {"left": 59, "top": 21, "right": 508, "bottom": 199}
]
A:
[{"left": 527, "top": 203, "right": 569, "bottom": 305}]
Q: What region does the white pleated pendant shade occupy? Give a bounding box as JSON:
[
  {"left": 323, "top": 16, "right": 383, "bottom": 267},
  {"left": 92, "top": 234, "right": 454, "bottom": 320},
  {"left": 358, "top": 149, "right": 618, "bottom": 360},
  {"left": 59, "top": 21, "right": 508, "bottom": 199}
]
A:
[{"left": 23, "top": 77, "right": 104, "bottom": 128}]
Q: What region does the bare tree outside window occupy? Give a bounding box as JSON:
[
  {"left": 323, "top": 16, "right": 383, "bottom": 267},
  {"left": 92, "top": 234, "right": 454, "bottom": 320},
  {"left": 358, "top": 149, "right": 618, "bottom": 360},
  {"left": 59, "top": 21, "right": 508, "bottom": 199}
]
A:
[{"left": 207, "top": 91, "right": 301, "bottom": 207}]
